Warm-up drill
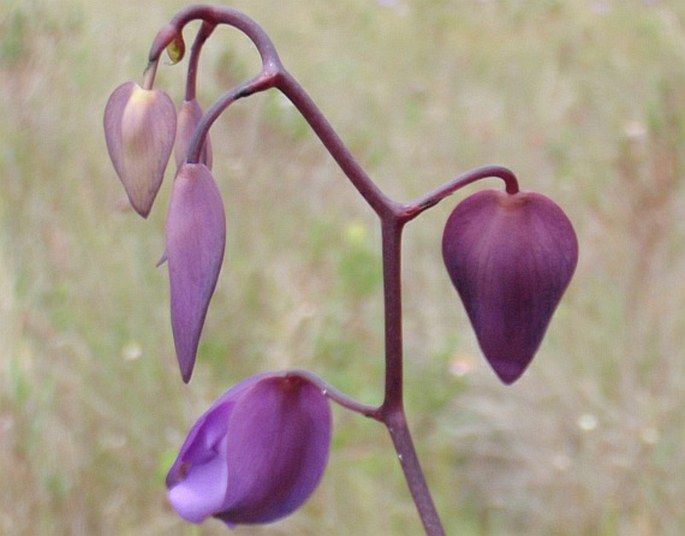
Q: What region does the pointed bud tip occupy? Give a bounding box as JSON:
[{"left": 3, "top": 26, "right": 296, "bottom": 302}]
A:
[
  {"left": 156, "top": 250, "right": 168, "bottom": 267},
  {"left": 491, "top": 358, "right": 526, "bottom": 385}
]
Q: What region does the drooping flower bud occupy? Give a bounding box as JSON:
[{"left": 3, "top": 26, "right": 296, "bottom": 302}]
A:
[
  {"left": 103, "top": 81, "right": 176, "bottom": 217},
  {"left": 166, "top": 163, "right": 225, "bottom": 382},
  {"left": 174, "top": 99, "right": 213, "bottom": 169},
  {"left": 442, "top": 189, "right": 578, "bottom": 384},
  {"left": 166, "top": 371, "right": 332, "bottom": 527}
]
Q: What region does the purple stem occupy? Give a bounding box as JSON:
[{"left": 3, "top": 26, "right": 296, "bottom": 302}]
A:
[
  {"left": 184, "top": 21, "right": 215, "bottom": 101},
  {"left": 286, "top": 369, "right": 380, "bottom": 419},
  {"left": 141, "top": 60, "right": 158, "bottom": 90},
  {"left": 185, "top": 72, "right": 276, "bottom": 164},
  {"left": 275, "top": 71, "right": 396, "bottom": 217},
  {"left": 402, "top": 164, "right": 519, "bottom": 222},
  {"left": 148, "top": 4, "right": 281, "bottom": 71},
  {"left": 148, "top": 6, "right": 521, "bottom": 535},
  {"left": 275, "top": 71, "right": 445, "bottom": 535}
]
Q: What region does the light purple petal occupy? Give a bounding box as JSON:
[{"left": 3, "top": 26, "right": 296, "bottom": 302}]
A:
[
  {"left": 103, "top": 81, "right": 176, "bottom": 217},
  {"left": 166, "top": 374, "right": 268, "bottom": 488},
  {"left": 167, "top": 439, "right": 229, "bottom": 524},
  {"left": 442, "top": 189, "right": 578, "bottom": 384},
  {"left": 165, "top": 401, "right": 232, "bottom": 489},
  {"left": 166, "top": 163, "right": 226, "bottom": 382},
  {"left": 174, "top": 98, "right": 213, "bottom": 169}
]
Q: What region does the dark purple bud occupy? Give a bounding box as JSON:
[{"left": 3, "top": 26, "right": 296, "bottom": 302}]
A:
[
  {"left": 166, "top": 163, "right": 225, "bottom": 382},
  {"left": 103, "top": 81, "right": 176, "bottom": 217},
  {"left": 166, "top": 371, "right": 332, "bottom": 527},
  {"left": 442, "top": 189, "right": 578, "bottom": 384},
  {"left": 174, "top": 98, "right": 213, "bottom": 169}
]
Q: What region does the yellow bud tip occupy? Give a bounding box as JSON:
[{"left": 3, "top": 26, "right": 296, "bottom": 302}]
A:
[{"left": 166, "top": 35, "right": 185, "bottom": 65}]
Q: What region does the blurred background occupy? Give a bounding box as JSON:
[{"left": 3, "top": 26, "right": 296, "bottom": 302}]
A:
[{"left": 2, "top": 0, "right": 685, "bottom": 534}]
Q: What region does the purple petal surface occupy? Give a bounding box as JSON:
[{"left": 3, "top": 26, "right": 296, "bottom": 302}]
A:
[
  {"left": 218, "top": 374, "right": 332, "bottom": 525},
  {"left": 166, "top": 163, "right": 226, "bottom": 382},
  {"left": 442, "top": 189, "right": 578, "bottom": 384}
]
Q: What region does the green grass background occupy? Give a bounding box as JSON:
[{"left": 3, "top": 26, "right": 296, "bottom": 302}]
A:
[{"left": 2, "top": 0, "right": 685, "bottom": 534}]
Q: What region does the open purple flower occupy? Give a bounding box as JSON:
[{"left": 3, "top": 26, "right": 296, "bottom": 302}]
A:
[
  {"left": 166, "top": 371, "right": 332, "bottom": 527},
  {"left": 442, "top": 189, "right": 578, "bottom": 384},
  {"left": 166, "top": 163, "right": 226, "bottom": 382},
  {"left": 103, "top": 81, "right": 176, "bottom": 217}
]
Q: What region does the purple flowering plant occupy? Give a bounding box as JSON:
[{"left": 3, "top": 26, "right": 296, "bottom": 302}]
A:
[{"left": 104, "top": 5, "right": 578, "bottom": 534}]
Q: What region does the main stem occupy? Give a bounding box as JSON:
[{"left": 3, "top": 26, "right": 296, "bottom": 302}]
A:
[
  {"left": 275, "top": 65, "right": 446, "bottom": 532},
  {"left": 379, "top": 216, "right": 446, "bottom": 536}
]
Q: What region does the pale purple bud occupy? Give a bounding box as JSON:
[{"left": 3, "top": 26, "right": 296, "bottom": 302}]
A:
[
  {"left": 166, "top": 372, "right": 332, "bottom": 527},
  {"left": 442, "top": 189, "right": 578, "bottom": 384},
  {"left": 174, "top": 98, "right": 213, "bottom": 169},
  {"left": 104, "top": 81, "right": 176, "bottom": 217},
  {"left": 166, "top": 163, "right": 226, "bottom": 382}
]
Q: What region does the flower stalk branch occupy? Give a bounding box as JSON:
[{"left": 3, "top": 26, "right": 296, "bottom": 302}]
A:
[{"left": 184, "top": 21, "right": 215, "bottom": 101}]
